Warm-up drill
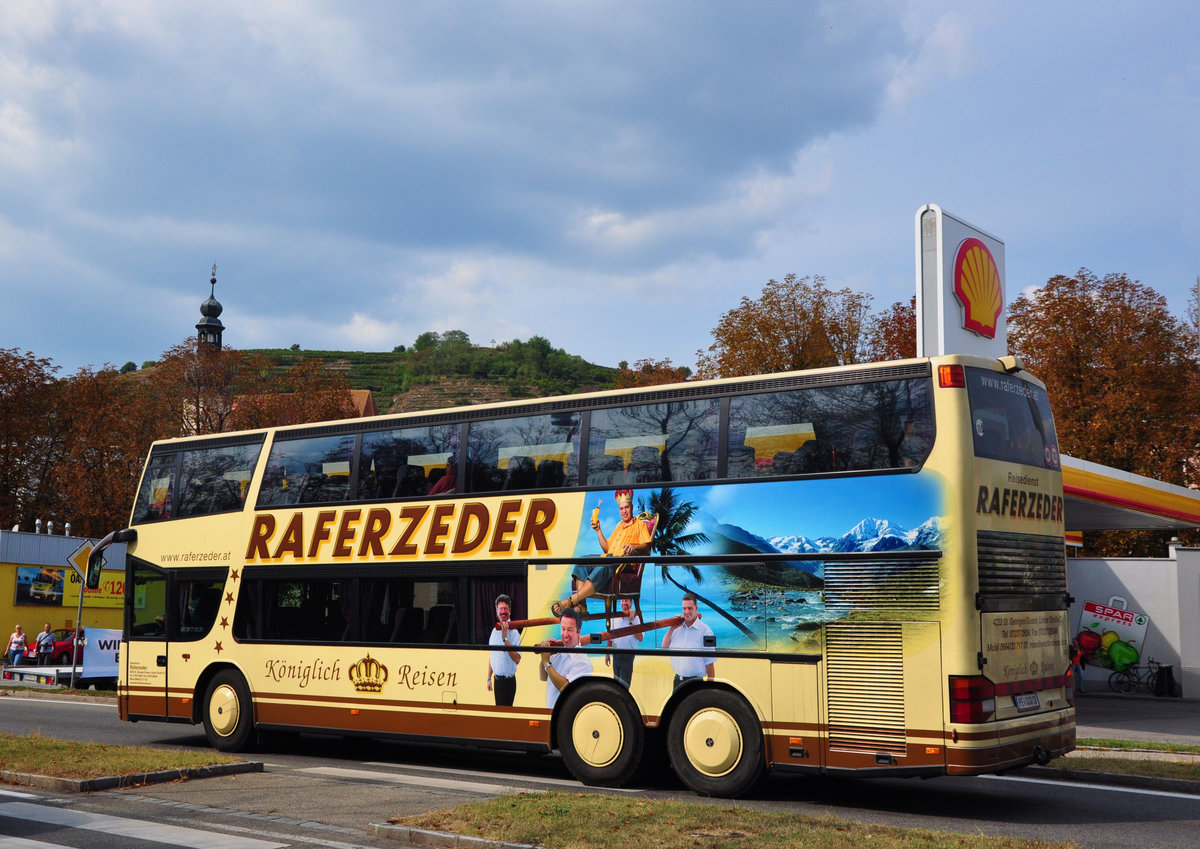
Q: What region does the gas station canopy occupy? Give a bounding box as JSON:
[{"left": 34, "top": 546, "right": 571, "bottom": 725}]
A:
[{"left": 1063, "top": 455, "right": 1200, "bottom": 532}]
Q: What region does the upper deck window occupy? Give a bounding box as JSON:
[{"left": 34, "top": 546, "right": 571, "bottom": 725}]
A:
[
  {"left": 587, "top": 399, "right": 718, "bottom": 485},
  {"left": 357, "top": 424, "right": 461, "bottom": 500},
  {"left": 132, "top": 440, "right": 262, "bottom": 523},
  {"left": 256, "top": 434, "right": 356, "bottom": 507},
  {"left": 965, "top": 368, "right": 1060, "bottom": 470},
  {"left": 727, "top": 378, "right": 934, "bottom": 477},
  {"left": 467, "top": 412, "right": 581, "bottom": 492}
]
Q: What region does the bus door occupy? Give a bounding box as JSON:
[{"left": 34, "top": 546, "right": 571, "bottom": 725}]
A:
[{"left": 125, "top": 560, "right": 169, "bottom": 720}]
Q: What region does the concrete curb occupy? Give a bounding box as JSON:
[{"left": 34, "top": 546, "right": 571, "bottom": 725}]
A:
[
  {"left": 368, "top": 824, "right": 542, "bottom": 849},
  {"left": 0, "top": 761, "right": 263, "bottom": 793}
]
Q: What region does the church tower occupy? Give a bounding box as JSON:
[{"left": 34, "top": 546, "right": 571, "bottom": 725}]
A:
[{"left": 196, "top": 263, "right": 225, "bottom": 349}]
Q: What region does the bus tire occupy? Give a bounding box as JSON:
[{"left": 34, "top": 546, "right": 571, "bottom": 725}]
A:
[
  {"left": 557, "top": 682, "right": 643, "bottom": 787},
  {"left": 667, "top": 689, "right": 763, "bottom": 797},
  {"left": 202, "top": 670, "right": 255, "bottom": 752}
]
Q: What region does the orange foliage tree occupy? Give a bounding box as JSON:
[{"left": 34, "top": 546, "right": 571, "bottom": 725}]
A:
[
  {"left": 696, "top": 275, "right": 917, "bottom": 379},
  {"left": 230, "top": 356, "right": 358, "bottom": 430},
  {"left": 1009, "top": 269, "right": 1200, "bottom": 554},
  {"left": 615, "top": 358, "right": 693, "bottom": 388},
  {"left": 4, "top": 339, "right": 358, "bottom": 538},
  {"left": 0, "top": 349, "right": 66, "bottom": 530},
  {"left": 867, "top": 296, "right": 917, "bottom": 361},
  {"left": 696, "top": 274, "right": 875, "bottom": 379}
]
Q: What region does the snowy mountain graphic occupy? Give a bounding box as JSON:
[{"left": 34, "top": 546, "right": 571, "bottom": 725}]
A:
[{"left": 687, "top": 512, "right": 942, "bottom": 588}]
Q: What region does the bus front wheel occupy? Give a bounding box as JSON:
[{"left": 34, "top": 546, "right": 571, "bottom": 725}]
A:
[
  {"left": 202, "top": 670, "right": 255, "bottom": 752},
  {"left": 667, "top": 689, "right": 763, "bottom": 797},
  {"left": 557, "top": 683, "right": 643, "bottom": 787}
]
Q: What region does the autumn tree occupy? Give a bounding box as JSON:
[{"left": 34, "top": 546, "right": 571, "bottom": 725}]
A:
[
  {"left": 1009, "top": 269, "right": 1200, "bottom": 555},
  {"left": 696, "top": 274, "right": 876, "bottom": 379},
  {"left": 54, "top": 367, "right": 175, "bottom": 536},
  {"left": 0, "top": 349, "right": 66, "bottom": 529},
  {"left": 149, "top": 339, "right": 258, "bottom": 436},
  {"left": 231, "top": 356, "right": 357, "bottom": 430},
  {"left": 866, "top": 296, "right": 917, "bottom": 361},
  {"left": 615, "top": 357, "right": 692, "bottom": 388}
]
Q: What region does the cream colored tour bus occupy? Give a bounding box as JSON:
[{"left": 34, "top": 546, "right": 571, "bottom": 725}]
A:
[{"left": 90, "top": 353, "right": 1074, "bottom": 797}]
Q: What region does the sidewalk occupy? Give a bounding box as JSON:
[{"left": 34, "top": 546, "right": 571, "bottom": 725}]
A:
[{"left": 1073, "top": 690, "right": 1200, "bottom": 747}]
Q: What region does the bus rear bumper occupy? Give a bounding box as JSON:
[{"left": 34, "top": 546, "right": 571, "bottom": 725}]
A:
[{"left": 945, "top": 708, "right": 1076, "bottom": 774}]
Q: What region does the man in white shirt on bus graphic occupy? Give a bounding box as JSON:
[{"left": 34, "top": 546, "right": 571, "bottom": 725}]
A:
[
  {"left": 487, "top": 594, "right": 521, "bottom": 706},
  {"left": 538, "top": 607, "right": 592, "bottom": 708},
  {"left": 661, "top": 593, "right": 715, "bottom": 687}
]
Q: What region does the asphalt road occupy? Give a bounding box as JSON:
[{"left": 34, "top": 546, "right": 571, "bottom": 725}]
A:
[{"left": 1, "top": 693, "right": 1199, "bottom": 849}]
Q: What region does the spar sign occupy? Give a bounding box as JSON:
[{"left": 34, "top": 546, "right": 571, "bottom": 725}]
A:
[{"left": 1076, "top": 599, "right": 1150, "bottom": 671}]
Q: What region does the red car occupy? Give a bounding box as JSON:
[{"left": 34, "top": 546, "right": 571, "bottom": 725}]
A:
[{"left": 23, "top": 629, "right": 81, "bottom": 666}]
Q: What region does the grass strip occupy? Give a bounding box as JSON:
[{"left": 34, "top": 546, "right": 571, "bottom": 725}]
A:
[
  {"left": 1076, "top": 737, "right": 1200, "bottom": 755},
  {"left": 396, "top": 792, "right": 1078, "bottom": 849},
  {"left": 1047, "top": 757, "right": 1200, "bottom": 781},
  {"left": 0, "top": 732, "right": 242, "bottom": 780}
]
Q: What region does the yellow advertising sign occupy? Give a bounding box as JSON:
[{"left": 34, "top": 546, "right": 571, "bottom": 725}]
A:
[{"left": 61, "top": 542, "right": 124, "bottom": 609}]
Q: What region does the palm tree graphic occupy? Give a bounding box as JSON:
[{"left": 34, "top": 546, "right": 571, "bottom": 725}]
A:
[{"left": 642, "top": 487, "right": 755, "bottom": 640}]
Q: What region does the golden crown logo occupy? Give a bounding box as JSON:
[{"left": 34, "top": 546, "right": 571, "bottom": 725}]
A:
[
  {"left": 952, "top": 237, "right": 1003, "bottom": 339},
  {"left": 349, "top": 654, "right": 388, "bottom": 693}
]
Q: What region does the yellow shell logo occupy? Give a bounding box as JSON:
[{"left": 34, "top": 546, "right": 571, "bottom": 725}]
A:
[{"left": 953, "top": 238, "right": 1002, "bottom": 339}]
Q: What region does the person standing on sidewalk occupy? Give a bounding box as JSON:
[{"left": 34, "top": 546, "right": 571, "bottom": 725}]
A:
[
  {"left": 1070, "top": 637, "right": 1086, "bottom": 693},
  {"left": 7, "top": 625, "right": 26, "bottom": 667}
]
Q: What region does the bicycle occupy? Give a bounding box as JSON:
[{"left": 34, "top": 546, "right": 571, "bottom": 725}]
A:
[{"left": 1108, "top": 658, "right": 1160, "bottom": 695}]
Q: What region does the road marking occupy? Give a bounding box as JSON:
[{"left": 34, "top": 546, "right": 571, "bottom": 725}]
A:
[
  {"left": 981, "top": 774, "right": 1200, "bottom": 801},
  {"left": 0, "top": 696, "right": 113, "bottom": 709},
  {"left": 361, "top": 760, "right": 643, "bottom": 792},
  {"left": 0, "top": 790, "right": 38, "bottom": 800},
  {"left": 0, "top": 802, "right": 287, "bottom": 848},
  {"left": 0, "top": 835, "right": 62, "bottom": 848},
  {"left": 298, "top": 767, "right": 519, "bottom": 795}
]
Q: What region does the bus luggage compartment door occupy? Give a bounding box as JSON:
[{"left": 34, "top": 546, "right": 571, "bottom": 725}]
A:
[{"left": 769, "top": 659, "right": 823, "bottom": 770}]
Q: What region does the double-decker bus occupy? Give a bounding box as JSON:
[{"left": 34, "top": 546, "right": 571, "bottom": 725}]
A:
[{"left": 89, "top": 353, "right": 1074, "bottom": 797}]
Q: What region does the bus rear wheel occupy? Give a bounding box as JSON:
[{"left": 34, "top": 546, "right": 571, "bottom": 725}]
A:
[
  {"left": 667, "top": 689, "right": 763, "bottom": 797},
  {"left": 202, "top": 670, "right": 255, "bottom": 752},
  {"left": 557, "top": 682, "right": 643, "bottom": 787}
]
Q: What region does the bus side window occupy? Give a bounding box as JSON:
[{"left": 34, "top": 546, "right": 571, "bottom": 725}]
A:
[
  {"left": 258, "top": 435, "right": 353, "bottom": 508},
  {"left": 175, "top": 443, "right": 260, "bottom": 518}
]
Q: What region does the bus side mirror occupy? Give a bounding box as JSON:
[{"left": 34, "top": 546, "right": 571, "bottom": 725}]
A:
[{"left": 86, "top": 528, "right": 137, "bottom": 589}]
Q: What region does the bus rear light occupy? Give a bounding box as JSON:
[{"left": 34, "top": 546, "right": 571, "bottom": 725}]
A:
[
  {"left": 949, "top": 675, "right": 996, "bottom": 723},
  {"left": 938, "top": 365, "right": 966, "bottom": 388}
]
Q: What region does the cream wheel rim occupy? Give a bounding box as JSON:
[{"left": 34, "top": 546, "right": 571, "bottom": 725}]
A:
[
  {"left": 571, "top": 701, "right": 623, "bottom": 768},
  {"left": 682, "top": 707, "right": 742, "bottom": 777},
  {"left": 208, "top": 684, "right": 241, "bottom": 738}
]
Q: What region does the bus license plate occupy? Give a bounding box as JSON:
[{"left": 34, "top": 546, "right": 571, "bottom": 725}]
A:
[{"left": 1014, "top": 693, "right": 1040, "bottom": 712}]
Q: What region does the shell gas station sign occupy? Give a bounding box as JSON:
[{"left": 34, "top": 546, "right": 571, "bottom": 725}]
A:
[{"left": 915, "top": 204, "right": 1007, "bottom": 358}]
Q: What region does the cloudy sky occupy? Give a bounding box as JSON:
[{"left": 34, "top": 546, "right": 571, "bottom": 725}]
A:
[{"left": 4, "top": 1, "right": 1198, "bottom": 375}]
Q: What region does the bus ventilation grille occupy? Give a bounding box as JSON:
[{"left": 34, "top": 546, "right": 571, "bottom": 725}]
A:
[
  {"left": 824, "top": 557, "right": 941, "bottom": 611},
  {"left": 977, "top": 530, "right": 1066, "bottom": 600},
  {"left": 825, "top": 622, "right": 906, "bottom": 755}
]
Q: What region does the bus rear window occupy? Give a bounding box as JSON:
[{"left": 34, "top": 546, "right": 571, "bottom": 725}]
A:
[{"left": 965, "top": 368, "right": 1060, "bottom": 470}]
